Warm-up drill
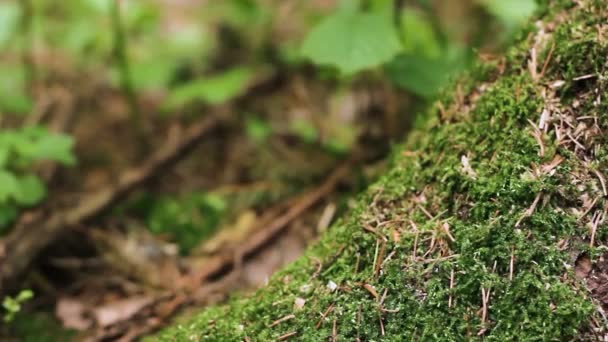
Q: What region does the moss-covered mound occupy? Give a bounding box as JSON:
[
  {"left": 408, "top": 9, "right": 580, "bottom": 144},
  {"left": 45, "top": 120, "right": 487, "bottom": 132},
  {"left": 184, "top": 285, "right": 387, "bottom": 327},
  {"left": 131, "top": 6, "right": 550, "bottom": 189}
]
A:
[{"left": 157, "top": 1, "right": 608, "bottom": 340}]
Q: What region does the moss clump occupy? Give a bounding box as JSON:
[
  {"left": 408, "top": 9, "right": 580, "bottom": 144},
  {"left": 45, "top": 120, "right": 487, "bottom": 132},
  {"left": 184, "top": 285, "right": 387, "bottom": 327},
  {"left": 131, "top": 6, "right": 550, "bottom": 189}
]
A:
[{"left": 156, "top": 1, "right": 608, "bottom": 340}]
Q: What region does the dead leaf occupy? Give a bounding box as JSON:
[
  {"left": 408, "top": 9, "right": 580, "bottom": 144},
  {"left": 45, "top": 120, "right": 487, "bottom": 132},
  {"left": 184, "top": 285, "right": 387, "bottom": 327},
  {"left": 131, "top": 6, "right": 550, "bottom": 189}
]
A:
[
  {"left": 575, "top": 253, "right": 592, "bottom": 279},
  {"left": 56, "top": 297, "right": 92, "bottom": 331},
  {"left": 294, "top": 297, "right": 306, "bottom": 310},
  {"left": 93, "top": 296, "right": 153, "bottom": 327}
]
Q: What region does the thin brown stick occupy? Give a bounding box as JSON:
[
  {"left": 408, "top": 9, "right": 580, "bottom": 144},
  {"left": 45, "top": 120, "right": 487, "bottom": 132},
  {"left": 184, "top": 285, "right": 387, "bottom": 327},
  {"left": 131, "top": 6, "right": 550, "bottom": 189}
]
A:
[
  {"left": 448, "top": 269, "right": 455, "bottom": 308},
  {"left": 515, "top": 192, "right": 542, "bottom": 227},
  {"left": 363, "top": 283, "right": 379, "bottom": 300},
  {"left": 590, "top": 210, "right": 605, "bottom": 247},
  {"left": 316, "top": 303, "right": 335, "bottom": 329},
  {"left": 270, "top": 314, "right": 295, "bottom": 328},
  {"left": 411, "top": 220, "right": 419, "bottom": 260},
  {"left": 539, "top": 42, "right": 555, "bottom": 79},
  {"left": 278, "top": 331, "right": 297, "bottom": 341},
  {"left": 509, "top": 248, "right": 515, "bottom": 281},
  {"left": 374, "top": 239, "right": 387, "bottom": 279},
  {"left": 378, "top": 308, "right": 385, "bottom": 336},
  {"left": 332, "top": 318, "right": 338, "bottom": 341}
]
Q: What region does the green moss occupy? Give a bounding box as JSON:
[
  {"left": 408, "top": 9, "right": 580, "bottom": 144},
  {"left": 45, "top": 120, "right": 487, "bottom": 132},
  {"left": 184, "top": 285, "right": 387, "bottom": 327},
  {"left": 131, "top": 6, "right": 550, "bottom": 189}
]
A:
[{"left": 156, "top": 1, "right": 607, "bottom": 340}]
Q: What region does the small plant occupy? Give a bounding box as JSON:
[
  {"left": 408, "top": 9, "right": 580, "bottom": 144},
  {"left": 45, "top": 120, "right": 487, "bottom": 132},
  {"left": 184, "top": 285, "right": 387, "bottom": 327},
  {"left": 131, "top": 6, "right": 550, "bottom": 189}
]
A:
[
  {"left": 0, "top": 126, "right": 75, "bottom": 234},
  {"left": 2, "top": 289, "right": 34, "bottom": 323},
  {"left": 301, "top": 0, "right": 537, "bottom": 98}
]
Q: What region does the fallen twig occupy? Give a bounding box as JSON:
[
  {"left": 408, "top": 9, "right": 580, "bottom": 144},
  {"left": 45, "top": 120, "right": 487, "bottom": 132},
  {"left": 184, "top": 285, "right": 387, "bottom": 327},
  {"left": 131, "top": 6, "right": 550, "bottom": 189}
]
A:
[
  {"left": 316, "top": 303, "right": 335, "bottom": 329},
  {"left": 270, "top": 314, "right": 295, "bottom": 328}
]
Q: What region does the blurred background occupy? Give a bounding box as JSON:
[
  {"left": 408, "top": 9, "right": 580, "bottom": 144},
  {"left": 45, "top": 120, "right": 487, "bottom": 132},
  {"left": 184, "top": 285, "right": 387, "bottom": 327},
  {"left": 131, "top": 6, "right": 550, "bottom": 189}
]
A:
[{"left": 0, "top": 0, "right": 535, "bottom": 340}]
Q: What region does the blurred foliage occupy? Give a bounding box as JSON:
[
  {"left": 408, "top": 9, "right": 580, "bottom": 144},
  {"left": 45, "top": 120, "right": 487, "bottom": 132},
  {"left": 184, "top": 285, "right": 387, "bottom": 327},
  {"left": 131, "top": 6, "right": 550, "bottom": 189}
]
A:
[
  {"left": 127, "top": 186, "right": 282, "bottom": 255},
  {"left": 301, "top": 0, "right": 537, "bottom": 97},
  {"left": 386, "top": 9, "right": 467, "bottom": 98},
  {"left": 0, "top": 0, "right": 536, "bottom": 239},
  {"left": 0, "top": 127, "right": 75, "bottom": 234},
  {"left": 129, "top": 192, "right": 228, "bottom": 255},
  {"left": 0, "top": 0, "right": 538, "bottom": 113},
  {"left": 164, "top": 66, "right": 254, "bottom": 111},
  {"left": 4, "top": 310, "right": 75, "bottom": 341},
  {"left": 245, "top": 116, "right": 273, "bottom": 143}
]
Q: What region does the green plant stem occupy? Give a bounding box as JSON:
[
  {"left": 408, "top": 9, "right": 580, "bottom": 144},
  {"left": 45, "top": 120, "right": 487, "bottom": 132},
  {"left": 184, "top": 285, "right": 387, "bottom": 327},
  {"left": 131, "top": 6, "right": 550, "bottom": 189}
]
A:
[
  {"left": 110, "top": 0, "right": 144, "bottom": 142},
  {"left": 20, "top": 0, "right": 36, "bottom": 95},
  {"left": 393, "top": 0, "right": 406, "bottom": 45}
]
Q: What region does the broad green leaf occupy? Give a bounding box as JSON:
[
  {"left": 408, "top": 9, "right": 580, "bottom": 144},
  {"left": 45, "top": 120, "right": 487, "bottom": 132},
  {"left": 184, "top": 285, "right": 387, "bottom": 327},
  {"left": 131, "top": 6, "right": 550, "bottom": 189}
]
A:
[
  {"left": 15, "top": 174, "right": 46, "bottom": 206},
  {"left": 386, "top": 50, "right": 466, "bottom": 98},
  {"left": 16, "top": 130, "right": 76, "bottom": 166},
  {"left": 301, "top": 11, "right": 402, "bottom": 75},
  {"left": 164, "top": 67, "right": 253, "bottom": 110},
  {"left": 399, "top": 10, "right": 441, "bottom": 58},
  {"left": 479, "top": 0, "right": 536, "bottom": 26},
  {"left": 0, "top": 170, "right": 19, "bottom": 202}
]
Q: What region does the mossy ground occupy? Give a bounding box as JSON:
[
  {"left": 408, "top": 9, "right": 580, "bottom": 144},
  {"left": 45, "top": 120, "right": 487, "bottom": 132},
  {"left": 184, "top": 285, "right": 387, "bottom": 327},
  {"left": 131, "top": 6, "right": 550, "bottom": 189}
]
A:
[{"left": 156, "top": 1, "right": 608, "bottom": 340}]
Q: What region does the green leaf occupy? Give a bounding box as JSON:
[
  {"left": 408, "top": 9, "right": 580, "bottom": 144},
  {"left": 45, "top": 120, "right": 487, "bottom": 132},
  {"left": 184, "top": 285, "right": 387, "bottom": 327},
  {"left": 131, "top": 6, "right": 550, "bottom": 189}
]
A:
[
  {"left": 202, "top": 193, "right": 227, "bottom": 212},
  {"left": 479, "top": 0, "right": 536, "bottom": 26},
  {"left": 246, "top": 117, "right": 272, "bottom": 143},
  {"left": 16, "top": 130, "right": 76, "bottom": 166},
  {"left": 130, "top": 57, "right": 178, "bottom": 91},
  {"left": 2, "top": 296, "right": 19, "bottom": 313},
  {"left": 15, "top": 175, "right": 46, "bottom": 206},
  {"left": 301, "top": 10, "right": 402, "bottom": 75},
  {"left": 290, "top": 119, "right": 318, "bottom": 143},
  {"left": 164, "top": 67, "right": 253, "bottom": 110},
  {"left": 15, "top": 290, "right": 33, "bottom": 302},
  {"left": 386, "top": 49, "right": 466, "bottom": 98},
  {"left": 0, "top": 170, "right": 20, "bottom": 202},
  {"left": 399, "top": 10, "right": 441, "bottom": 58}
]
